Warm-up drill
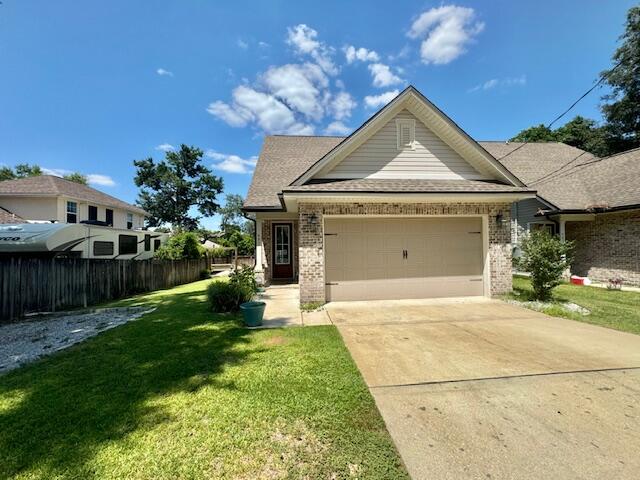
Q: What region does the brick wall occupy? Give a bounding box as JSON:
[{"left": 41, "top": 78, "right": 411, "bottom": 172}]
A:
[
  {"left": 298, "top": 202, "right": 512, "bottom": 303},
  {"left": 566, "top": 210, "right": 640, "bottom": 286}
]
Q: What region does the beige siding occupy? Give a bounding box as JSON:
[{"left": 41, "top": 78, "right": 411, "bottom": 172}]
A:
[
  {"left": 319, "top": 110, "right": 486, "bottom": 180},
  {"left": 0, "top": 197, "right": 59, "bottom": 222}
]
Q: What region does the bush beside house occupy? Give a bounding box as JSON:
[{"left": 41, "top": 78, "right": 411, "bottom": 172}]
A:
[{"left": 207, "top": 266, "right": 258, "bottom": 313}]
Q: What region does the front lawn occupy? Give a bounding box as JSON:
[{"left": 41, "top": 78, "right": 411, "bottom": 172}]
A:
[
  {"left": 510, "top": 275, "right": 640, "bottom": 335},
  {"left": 0, "top": 280, "right": 407, "bottom": 479}
]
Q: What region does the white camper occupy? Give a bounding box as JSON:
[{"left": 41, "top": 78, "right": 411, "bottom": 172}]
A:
[{"left": 0, "top": 223, "right": 168, "bottom": 259}]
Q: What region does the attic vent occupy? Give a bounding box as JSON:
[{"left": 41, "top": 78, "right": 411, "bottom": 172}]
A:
[{"left": 396, "top": 118, "right": 415, "bottom": 151}]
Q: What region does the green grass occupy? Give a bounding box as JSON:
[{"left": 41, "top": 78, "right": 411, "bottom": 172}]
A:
[
  {"left": 510, "top": 275, "right": 640, "bottom": 335},
  {"left": 0, "top": 280, "right": 408, "bottom": 479}
]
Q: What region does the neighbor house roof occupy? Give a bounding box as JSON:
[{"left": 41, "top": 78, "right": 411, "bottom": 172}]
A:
[
  {"left": 0, "top": 175, "right": 148, "bottom": 216},
  {"left": 0, "top": 206, "right": 23, "bottom": 224},
  {"left": 486, "top": 142, "right": 640, "bottom": 211}
]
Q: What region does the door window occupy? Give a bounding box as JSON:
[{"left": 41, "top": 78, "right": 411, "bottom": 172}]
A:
[{"left": 275, "top": 225, "right": 290, "bottom": 265}]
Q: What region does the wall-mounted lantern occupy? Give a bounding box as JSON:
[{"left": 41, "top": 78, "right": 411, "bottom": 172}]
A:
[{"left": 308, "top": 213, "right": 319, "bottom": 225}]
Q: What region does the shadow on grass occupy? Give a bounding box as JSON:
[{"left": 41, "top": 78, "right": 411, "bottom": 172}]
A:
[{"left": 0, "top": 282, "right": 254, "bottom": 478}]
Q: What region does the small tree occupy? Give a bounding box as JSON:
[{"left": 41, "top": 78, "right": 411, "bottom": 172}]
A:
[
  {"left": 519, "top": 230, "right": 574, "bottom": 301},
  {"left": 154, "top": 232, "right": 204, "bottom": 260},
  {"left": 63, "top": 172, "right": 88, "bottom": 185}
]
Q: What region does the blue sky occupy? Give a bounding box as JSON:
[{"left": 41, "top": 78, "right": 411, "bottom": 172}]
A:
[{"left": 0, "top": 1, "right": 634, "bottom": 229}]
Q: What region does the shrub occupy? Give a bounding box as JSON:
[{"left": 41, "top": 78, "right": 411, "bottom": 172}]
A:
[
  {"left": 229, "top": 265, "right": 258, "bottom": 295},
  {"left": 199, "top": 269, "right": 212, "bottom": 280},
  {"left": 207, "top": 280, "right": 254, "bottom": 313},
  {"left": 155, "top": 232, "right": 205, "bottom": 260},
  {"left": 210, "top": 246, "right": 231, "bottom": 259},
  {"left": 519, "top": 230, "right": 574, "bottom": 301}
]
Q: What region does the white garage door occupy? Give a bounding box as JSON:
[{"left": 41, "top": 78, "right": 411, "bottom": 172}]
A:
[{"left": 324, "top": 217, "right": 484, "bottom": 301}]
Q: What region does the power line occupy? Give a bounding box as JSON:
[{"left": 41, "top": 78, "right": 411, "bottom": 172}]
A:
[{"left": 496, "top": 60, "right": 624, "bottom": 163}]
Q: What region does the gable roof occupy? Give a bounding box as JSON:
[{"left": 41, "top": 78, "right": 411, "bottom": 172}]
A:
[
  {"left": 292, "top": 86, "right": 524, "bottom": 187},
  {"left": 0, "top": 175, "right": 148, "bottom": 216},
  {"left": 0, "top": 206, "right": 23, "bottom": 224}
]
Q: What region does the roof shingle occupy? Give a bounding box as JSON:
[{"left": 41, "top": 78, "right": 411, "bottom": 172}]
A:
[{"left": 0, "top": 175, "right": 147, "bottom": 215}]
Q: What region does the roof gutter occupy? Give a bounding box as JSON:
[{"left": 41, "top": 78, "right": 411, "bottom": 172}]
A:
[{"left": 537, "top": 203, "right": 640, "bottom": 216}]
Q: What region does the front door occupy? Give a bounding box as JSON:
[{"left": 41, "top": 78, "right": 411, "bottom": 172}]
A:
[{"left": 272, "top": 223, "right": 293, "bottom": 279}]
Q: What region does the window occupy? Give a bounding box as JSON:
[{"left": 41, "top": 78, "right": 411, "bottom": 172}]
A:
[
  {"left": 126, "top": 213, "right": 133, "bottom": 230},
  {"left": 396, "top": 118, "right": 415, "bottom": 151},
  {"left": 530, "top": 222, "right": 555, "bottom": 235},
  {"left": 118, "top": 234, "right": 137, "bottom": 255},
  {"left": 88, "top": 205, "right": 98, "bottom": 221},
  {"left": 144, "top": 234, "right": 151, "bottom": 251},
  {"left": 274, "top": 225, "right": 290, "bottom": 265},
  {"left": 66, "top": 201, "right": 78, "bottom": 223},
  {"left": 105, "top": 209, "right": 114, "bottom": 227},
  {"left": 93, "top": 241, "right": 114, "bottom": 256},
  {"left": 154, "top": 239, "right": 161, "bottom": 251}
]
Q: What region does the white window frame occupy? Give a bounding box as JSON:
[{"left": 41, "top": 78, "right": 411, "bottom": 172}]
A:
[
  {"left": 274, "top": 224, "right": 291, "bottom": 265},
  {"left": 126, "top": 212, "right": 134, "bottom": 230},
  {"left": 66, "top": 201, "right": 78, "bottom": 223},
  {"left": 527, "top": 221, "right": 555, "bottom": 235},
  {"left": 395, "top": 118, "right": 415, "bottom": 151}
]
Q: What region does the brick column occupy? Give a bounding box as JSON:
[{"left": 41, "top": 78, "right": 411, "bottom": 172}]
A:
[
  {"left": 488, "top": 205, "right": 512, "bottom": 295},
  {"left": 298, "top": 204, "right": 325, "bottom": 304}
]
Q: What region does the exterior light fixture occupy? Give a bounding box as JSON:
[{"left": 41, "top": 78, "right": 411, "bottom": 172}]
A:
[
  {"left": 495, "top": 211, "right": 505, "bottom": 226},
  {"left": 308, "top": 213, "right": 318, "bottom": 225}
]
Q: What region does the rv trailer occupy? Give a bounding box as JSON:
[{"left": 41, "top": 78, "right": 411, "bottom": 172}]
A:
[{"left": 0, "top": 223, "right": 169, "bottom": 259}]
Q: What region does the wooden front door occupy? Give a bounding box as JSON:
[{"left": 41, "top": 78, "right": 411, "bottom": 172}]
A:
[{"left": 272, "top": 223, "right": 293, "bottom": 279}]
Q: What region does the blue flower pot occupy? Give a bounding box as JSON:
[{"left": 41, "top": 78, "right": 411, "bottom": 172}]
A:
[{"left": 240, "top": 301, "right": 266, "bottom": 327}]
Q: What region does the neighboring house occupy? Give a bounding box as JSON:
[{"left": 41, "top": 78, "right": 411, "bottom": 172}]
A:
[
  {"left": 0, "top": 175, "right": 146, "bottom": 229},
  {"left": 494, "top": 143, "right": 640, "bottom": 286},
  {"left": 243, "top": 86, "right": 535, "bottom": 303}
]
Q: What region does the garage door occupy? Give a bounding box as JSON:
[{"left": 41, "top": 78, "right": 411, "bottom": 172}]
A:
[{"left": 324, "top": 217, "right": 484, "bottom": 301}]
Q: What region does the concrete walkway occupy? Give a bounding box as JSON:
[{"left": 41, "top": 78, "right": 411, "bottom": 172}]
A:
[
  {"left": 330, "top": 298, "right": 640, "bottom": 480},
  {"left": 255, "top": 284, "right": 331, "bottom": 328}
]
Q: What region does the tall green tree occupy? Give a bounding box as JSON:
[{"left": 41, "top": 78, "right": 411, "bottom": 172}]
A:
[
  {"left": 600, "top": 5, "right": 640, "bottom": 153},
  {"left": 63, "top": 172, "right": 88, "bottom": 185},
  {"left": 134, "top": 144, "right": 224, "bottom": 230},
  {"left": 555, "top": 116, "right": 610, "bottom": 157},
  {"left": 510, "top": 124, "right": 558, "bottom": 143}
]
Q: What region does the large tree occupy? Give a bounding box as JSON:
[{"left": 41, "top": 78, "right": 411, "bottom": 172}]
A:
[
  {"left": 600, "top": 5, "right": 640, "bottom": 153},
  {"left": 134, "top": 144, "right": 224, "bottom": 230}
]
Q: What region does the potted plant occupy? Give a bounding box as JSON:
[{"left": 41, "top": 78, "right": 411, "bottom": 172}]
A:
[{"left": 230, "top": 266, "right": 265, "bottom": 327}]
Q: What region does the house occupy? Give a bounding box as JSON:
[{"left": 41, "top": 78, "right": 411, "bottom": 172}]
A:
[
  {"left": 243, "top": 86, "right": 536, "bottom": 303},
  {"left": 0, "top": 175, "right": 147, "bottom": 229},
  {"left": 496, "top": 143, "right": 640, "bottom": 286}
]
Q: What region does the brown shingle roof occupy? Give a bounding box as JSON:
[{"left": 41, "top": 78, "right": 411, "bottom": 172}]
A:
[
  {"left": 0, "top": 175, "right": 147, "bottom": 215},
  {"left": 245, "top": 136, "right": 639, "bottom": 212},
  {"left": 0, "top": 206, "right": 23, "bottom": 224},
  {"left": 283, "top": 178, "right": 533, "bottom": 194}
]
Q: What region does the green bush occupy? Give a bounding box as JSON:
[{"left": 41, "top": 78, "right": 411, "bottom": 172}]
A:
[
  {"left": 206, "top": 280, "right": 254, "bottom": 313},
  {"left": 155, "top": 232, "right": 205, "bottom": 260},
  {"left": 519, "top": 229, "right": 574, "bottom": 301},
  {"left": 199, "top": 269, "right": 211, "bottom": 280},
  {"left": 229, "top": 265, "right": 258, "bottom": 294},
  {"left": 210, "top": 246, "right": 231, "bottom": 259}
]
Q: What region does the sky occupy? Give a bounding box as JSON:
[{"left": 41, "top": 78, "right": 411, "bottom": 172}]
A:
[{"left": 0, "top": 1, "right": 635, "bottom": 229}]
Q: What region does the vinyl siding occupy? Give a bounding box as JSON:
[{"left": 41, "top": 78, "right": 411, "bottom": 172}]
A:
[
  {"left": 511, "top": 198, "right": 550, "bottom": 244},
  {"left": 320, "top": 110, "right": 486, "bottom": 180}
]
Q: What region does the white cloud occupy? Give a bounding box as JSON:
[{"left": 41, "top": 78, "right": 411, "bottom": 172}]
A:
[
  {"left": 368, "top": 63, "right": 404, "bottom": 88},
  {"left": 207, "top": 150, "right": 258, "bottom": 174},
  {"left": 407, "top": 5, "right": 484, "bottom": 65},
  {"left": 468, "top": 75, "right": 527, "bottom": 92},
  {"left": 42, "top": 168, "right": 115, "bottom": 187},
  {"left": 261, "top": 63, "right": 328, "bottom": 121},
  {"left": 364, "top": 90, "right": 400, "bottom": 108},
  {"left": 324, "top": 121, "right": 351, "bottom": 135},
  {"left": 286, "top": 24, "right": 337, "bottom": 75},
  {"left": 87, "top": 174, "right": 116, "bottom": 187},
  {"left": 331, "top": 91, "right": 357, "bottom": 120},
  {"left": 156, "top": 68, "right": 174, "bottom": 77},
  {"left": 206, "top": 100, "right": 252, "bottom": 127},
  {"left": 155, "top": 143, "right": 175, "bottom": 152},
  {"left": 343, "top": 45, "right": 380, "bottom": 63},
  {"left": 237, "top": 38, "right": 248, "bottom": 49},
  {"left": 258, "top": 41, "right": 270, "bottom": 48}
]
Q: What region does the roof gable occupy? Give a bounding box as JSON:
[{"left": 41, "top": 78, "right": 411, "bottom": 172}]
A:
[
  {"left": 317, "top": 109, "right": 486, "bottom": 180},
  {"left": 293, "top": 86, "right": 524, "bottom": 187}
]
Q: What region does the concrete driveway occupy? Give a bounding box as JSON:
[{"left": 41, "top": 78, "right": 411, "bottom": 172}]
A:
[{"left": 327, "top": 298, "right": 640, "bottom": 480}]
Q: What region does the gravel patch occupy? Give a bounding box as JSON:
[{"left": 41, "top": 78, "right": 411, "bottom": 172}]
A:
[
  {"left": 0, "top": 307, "right": 154, "bottom": 374},
  {"left": 505, "top": 299, "right": 590, "bottom": 316}
]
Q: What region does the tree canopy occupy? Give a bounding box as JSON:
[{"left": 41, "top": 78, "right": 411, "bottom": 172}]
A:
[
  {"left": 0, "top": 163, "right": 42, "bottom": 181},
  {"left": 63, "top": 172, "right": 88, "bottom": 185},
  {"left": 134, "top": 144, "right": 224, "bottom": 230}
]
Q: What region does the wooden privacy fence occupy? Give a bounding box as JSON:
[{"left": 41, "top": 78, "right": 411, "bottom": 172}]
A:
[{"left": 0, "top": 257, "right": 209, "bottom": 321}]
